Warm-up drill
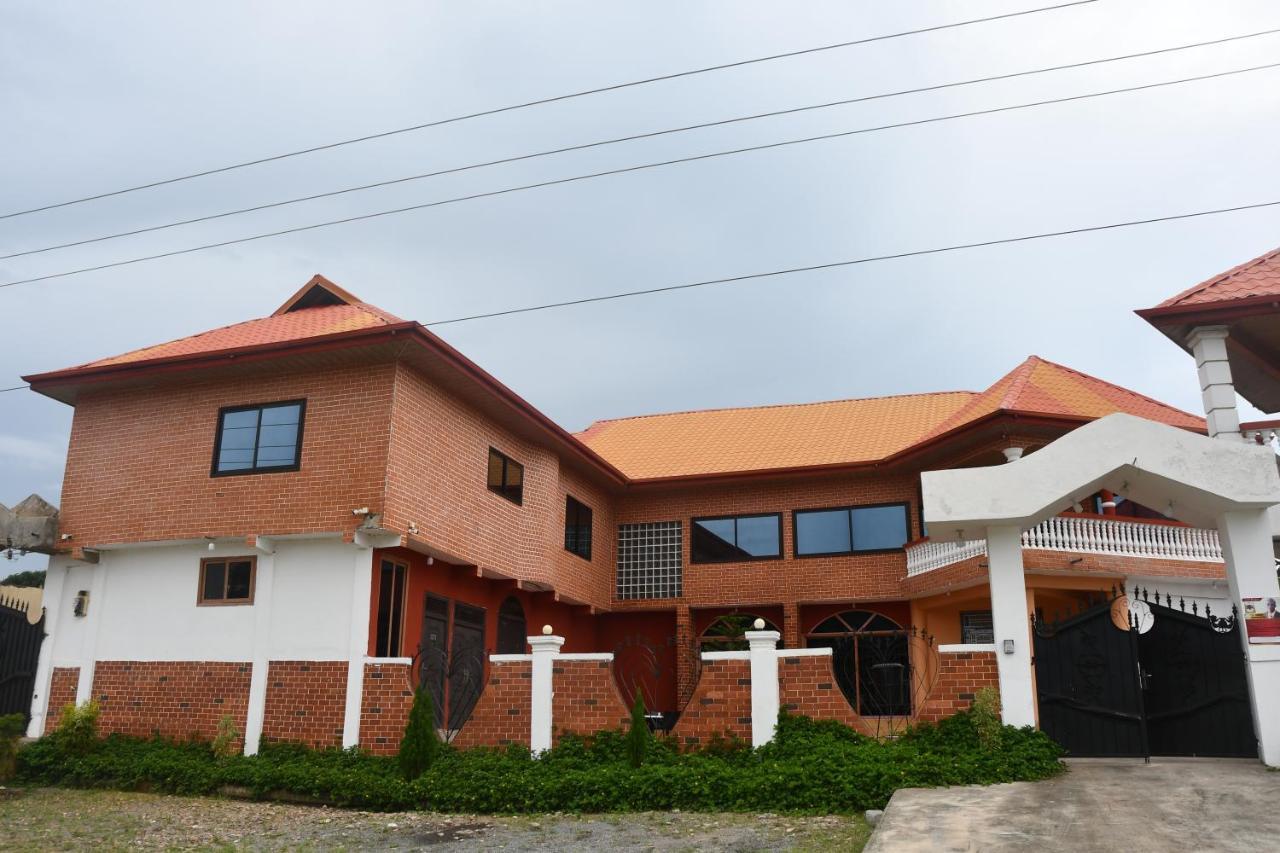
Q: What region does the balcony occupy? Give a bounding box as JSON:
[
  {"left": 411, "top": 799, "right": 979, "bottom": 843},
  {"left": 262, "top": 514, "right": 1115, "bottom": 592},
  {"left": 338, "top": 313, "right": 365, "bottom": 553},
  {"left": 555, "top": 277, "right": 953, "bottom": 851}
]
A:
[{"left": 906, "top": 514, "right": 1223, "bottom": 577}]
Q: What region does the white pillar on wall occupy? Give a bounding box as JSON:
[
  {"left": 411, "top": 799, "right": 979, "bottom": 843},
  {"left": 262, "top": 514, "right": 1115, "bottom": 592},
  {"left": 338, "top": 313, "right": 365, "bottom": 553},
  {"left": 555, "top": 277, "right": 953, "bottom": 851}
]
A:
[
  {"left": 1216, "top": 508, "right": 1280, "bottom": 766},
  {"left": 746, "top": 629, "right": 781, "bottom": 747},
  {"left": 986, "top": 525, "right": 1036, "bottom": 728},
  {"left": 26, "top": 559, "right": 67, "bottom": 737},
  {"left": 242, "top": 541, "right": 276, "bottom": 756},
  {"left": 1188, "top": 326, "right": 1241, "bottom": 440},
  {"left": 75, "top": 562, "right": 108, "bottom": 705},
  {"left": 528, "top": 633, "right": 564, "bottom": 755},
  {"left": 341, "top": 544, "right": 376, "bottom": 749}
]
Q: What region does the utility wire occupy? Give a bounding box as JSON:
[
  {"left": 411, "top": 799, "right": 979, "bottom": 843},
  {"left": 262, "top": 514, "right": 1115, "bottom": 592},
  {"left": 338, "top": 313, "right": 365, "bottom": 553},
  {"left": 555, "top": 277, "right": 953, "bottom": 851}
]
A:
[
  {"left": 9, "top": 25, "right": 1277, "bottom": 262},
  {"left": 6, "top": 196, "right": 1280, "bottom": 395},
  {"left": 2, "top": 59, "right": 1276, "bottom": 292},
  {"left": 0, "top": 1, "right": 1098, "bottom": 220}
]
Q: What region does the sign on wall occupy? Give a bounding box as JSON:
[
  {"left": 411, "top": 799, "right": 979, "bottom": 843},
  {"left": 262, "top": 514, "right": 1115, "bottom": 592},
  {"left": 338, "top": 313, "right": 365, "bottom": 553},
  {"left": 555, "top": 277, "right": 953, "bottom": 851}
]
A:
[{"left": 1241, "top": 597, "right": 1280, "bottom": 644}]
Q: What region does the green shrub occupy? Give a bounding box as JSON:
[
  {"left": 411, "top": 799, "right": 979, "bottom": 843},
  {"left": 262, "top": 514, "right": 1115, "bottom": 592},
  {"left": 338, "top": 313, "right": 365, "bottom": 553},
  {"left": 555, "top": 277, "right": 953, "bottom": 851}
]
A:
[
  {"left": 55, "top": 700, "right": 100, "bottom": 757},
  {"left": 971, "top": 687, "right": 1002, "bottom": 749},
  {"left": 211, "top": 715, "right": 240, "bottom": 759},
  {"left": 624, "top": 693, "right": 650, "bottom": 768},
  {"left": 398, "top": 687, "right": 440, "bottom": 780},
  {"left": 0, "top": 712, "right": 25, "bottom": 781}
]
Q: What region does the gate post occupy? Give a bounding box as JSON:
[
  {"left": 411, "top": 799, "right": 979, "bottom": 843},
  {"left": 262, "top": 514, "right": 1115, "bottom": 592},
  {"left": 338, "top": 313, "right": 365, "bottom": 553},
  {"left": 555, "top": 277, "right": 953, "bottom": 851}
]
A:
[
  {"left": 528, "top": 631, "right": 564, "bottom": 755},
  {"left": 987, "top": 525, "right": 1036, "bottom": 728},
  {"left": 746, "top": 628, "right": 781, "bottom": 746}
]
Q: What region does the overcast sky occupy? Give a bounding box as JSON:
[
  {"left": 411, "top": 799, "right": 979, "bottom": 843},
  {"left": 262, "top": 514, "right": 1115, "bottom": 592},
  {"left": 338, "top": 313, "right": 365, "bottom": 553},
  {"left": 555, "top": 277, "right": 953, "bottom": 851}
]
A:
[{"left": 3, "top": 1, "right": 1279, "bottom": 571}]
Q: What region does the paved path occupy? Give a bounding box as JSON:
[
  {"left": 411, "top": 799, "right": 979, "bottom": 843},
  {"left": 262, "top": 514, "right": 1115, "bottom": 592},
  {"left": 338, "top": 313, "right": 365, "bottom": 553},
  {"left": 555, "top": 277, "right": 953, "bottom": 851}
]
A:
[{"left": 866, "top": 758, "right": 1280, "bottom": 852}]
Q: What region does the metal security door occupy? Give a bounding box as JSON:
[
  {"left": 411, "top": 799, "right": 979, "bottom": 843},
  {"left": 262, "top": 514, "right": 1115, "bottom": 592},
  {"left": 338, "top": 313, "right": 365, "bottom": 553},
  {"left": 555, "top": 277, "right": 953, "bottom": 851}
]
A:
[{"left": 0, "top": 595, "right": 45, "bottom": 722}]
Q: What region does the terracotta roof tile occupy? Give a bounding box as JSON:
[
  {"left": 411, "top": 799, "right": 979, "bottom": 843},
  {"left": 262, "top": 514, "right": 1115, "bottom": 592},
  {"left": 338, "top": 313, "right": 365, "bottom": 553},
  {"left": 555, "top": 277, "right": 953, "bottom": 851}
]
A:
[{"left": 1153, "top": 244, "right": 1280, "bottom": 309}]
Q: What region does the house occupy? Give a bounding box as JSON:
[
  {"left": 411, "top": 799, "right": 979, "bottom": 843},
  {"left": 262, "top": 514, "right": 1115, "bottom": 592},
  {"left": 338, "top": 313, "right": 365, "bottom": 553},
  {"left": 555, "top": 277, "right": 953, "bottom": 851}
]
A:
[{"left": 19, "top": 270, "right": 1272, "bottom": 758}]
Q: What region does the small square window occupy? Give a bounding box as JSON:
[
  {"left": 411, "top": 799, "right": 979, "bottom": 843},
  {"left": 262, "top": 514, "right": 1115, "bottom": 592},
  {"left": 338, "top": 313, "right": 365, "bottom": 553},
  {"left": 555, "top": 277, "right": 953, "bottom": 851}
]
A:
[
  {"left": 212, "top": 400, "right": 305, "bottom": 476},
  {"left": 961, "top": 610, "right": 995, "bottom": 644},
  {"left": 198, "top": 557, "right": 256, "bottom": 605},
  {"left": 487, "top": 447, "right": 524, "bottom": 505}
]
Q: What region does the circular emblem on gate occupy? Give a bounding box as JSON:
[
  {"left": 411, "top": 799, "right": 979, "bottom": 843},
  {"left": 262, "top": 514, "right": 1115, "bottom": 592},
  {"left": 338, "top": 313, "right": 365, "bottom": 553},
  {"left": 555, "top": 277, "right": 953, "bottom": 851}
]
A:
[{"left": 1110, "top": 595, "right": 1154, "bottom": 634}]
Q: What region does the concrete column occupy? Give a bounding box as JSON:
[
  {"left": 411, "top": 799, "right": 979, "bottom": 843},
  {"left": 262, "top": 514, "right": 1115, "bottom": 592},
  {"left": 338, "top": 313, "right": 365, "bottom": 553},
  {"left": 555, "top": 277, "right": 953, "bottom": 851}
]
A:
[
  {"left": 986, "top": 525, "right": 1036, "bottom": 727},
  {"left": 26, "top": 559, "right": 67, "bottom": 737},
  {"left": 341, "top": 546, "right": 375, "bottom": 749},
  {"left": 75, "top": 562, "right": 108, "bottom": 705},
  {"left": 1216, "top": 508, "right": 1280, "bottom": 766},
  {"left": 242, "top": 544, "right": 276, "bottom": 756},
  {"left": 746, "top": 629, "right": 781, "bottom": 746},
  {"left": 1188, "top": 326, "right": 1241, "bottom": 440},
  {"left": 528, "top": 633, "right": 564, "bottom": 755}
]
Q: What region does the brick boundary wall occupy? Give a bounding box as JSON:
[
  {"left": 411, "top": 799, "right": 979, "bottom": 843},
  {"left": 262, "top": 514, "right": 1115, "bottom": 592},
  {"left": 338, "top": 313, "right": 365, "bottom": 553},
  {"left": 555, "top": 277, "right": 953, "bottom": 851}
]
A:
[
  {"left": 670, "top": 658, "right": 752, "bottom": 748},
  {"left": 451, "top": 659, "right": 533, "bottom": 749},
  {"left": 359, "top": 661, "right": 415, "bottom": 755},
  {"left": 261, "top": 661, "right": 348, "bottom": 750},
  {"left": 917, "top": 651, "right": 999, "bottom": 723},
  {"left": 551, "top": 659, "right": 631, "bottom": 745},
  {"left": 44, "top": 666, "right": 80, "bottom": 734},
  {"left": 778, "top": 653, "right": 858, "bottom": 727},
  {"left": 91, "top": 661, "right": 253, "bottom": 746}
]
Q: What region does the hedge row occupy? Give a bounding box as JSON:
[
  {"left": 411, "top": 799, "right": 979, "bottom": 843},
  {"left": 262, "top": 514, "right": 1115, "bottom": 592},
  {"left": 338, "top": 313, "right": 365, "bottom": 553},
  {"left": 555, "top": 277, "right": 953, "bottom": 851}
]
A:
[{"left": 17, "top": 712, "right": 1064, "bottom": 814}]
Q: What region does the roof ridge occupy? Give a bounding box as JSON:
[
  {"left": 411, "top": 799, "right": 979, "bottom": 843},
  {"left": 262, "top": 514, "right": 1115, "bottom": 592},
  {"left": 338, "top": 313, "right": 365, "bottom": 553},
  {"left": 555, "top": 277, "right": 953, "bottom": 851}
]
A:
[
  {"left": 1023, "top": 355, "right": 1202, "bottom": 421},
  {"left": 995, "top": 355, "right": 1042, "bottom": 409},
  {"left": 576, "top": 388, "right": 977, "bottom": 431},
  {"left": 1157, "top": 244, "right": 1280, "bottom": 308}
]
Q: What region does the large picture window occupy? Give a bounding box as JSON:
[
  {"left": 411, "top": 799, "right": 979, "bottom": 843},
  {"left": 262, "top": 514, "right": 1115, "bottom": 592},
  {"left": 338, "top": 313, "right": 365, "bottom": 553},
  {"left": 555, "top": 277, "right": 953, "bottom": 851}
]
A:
[
  {"left": 486, "top": 447, "right": 524, "bottom": 505},
  {"left": 198, "top": 557, "right": 256, "bottom": 605},
  {"left": 691, "top": 514, "right": 781, "bottom": 563},
  {"left": 564, "top": 495, "right": 593, "bottom": 560},
  {"left": 212, "top": 400, "right": 305, "bottom": 476},
  {"left": 794, "top": 503, "right": 909, "bottom": 556}
]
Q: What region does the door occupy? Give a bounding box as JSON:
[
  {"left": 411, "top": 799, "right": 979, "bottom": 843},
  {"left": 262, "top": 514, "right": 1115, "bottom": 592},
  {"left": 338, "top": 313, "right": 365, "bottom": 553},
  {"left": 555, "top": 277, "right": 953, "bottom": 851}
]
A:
[
  {"left": 447, "top": 603, "right": 486, "bottom": 732},
  {"left": 419, "top": 595, "right": 449, "bottom": 728},
  {"left": 0, "top": 597, "right": 44, "bottom": 722}
]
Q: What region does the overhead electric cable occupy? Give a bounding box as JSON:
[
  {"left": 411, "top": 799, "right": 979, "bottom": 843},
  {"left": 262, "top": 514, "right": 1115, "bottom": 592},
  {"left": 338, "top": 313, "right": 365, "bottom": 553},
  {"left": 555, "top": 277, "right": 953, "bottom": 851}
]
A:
[
  {"left": 1, "top": 59, "right": 1276, "bottom": 292},
  {"left": 8, "top": 24, "right": 1278, "bottom": 262},
  {"left": 0, "top": 1, "right": 1097, "bottom": 220}
]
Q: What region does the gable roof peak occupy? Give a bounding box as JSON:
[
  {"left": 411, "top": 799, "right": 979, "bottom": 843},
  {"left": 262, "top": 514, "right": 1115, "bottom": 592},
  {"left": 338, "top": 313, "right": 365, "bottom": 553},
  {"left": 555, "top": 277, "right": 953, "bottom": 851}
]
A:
[{"left": 274, "top": 274, "right": 364, "bottom": 315}]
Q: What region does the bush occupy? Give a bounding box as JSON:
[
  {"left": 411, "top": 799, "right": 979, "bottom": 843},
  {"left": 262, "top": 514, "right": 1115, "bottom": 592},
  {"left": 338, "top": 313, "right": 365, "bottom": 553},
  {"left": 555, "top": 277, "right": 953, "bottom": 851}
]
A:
[
  {"left": 16, "top": 709, "right": 1064, "bottom": 814},
  {"left": 211, "top": 715, "right": 240, "bottom": 759},
  {"left": 624, "top": 693, "right": 650, "bottom": 768},
  {"left": 971, "top": 687, "right": 1002, "bottom": 750},
  {"left": 398, "top": 687, "right": 440, "bottom": 780},
  {"left": 0, "top": 712, "right": 25, "bottom": 781},
  {"left": 55, "top": 700, "right": 100, "bottom": 757}
]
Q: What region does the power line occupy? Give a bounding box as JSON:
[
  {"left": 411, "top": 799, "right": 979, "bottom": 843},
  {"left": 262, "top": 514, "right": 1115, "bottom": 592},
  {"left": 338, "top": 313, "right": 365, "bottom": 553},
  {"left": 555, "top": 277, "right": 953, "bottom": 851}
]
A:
[
  {"left": 6, "top": 196, "right": 1279, "bottom": 395},
  {"left": 9, "top": 25, "right": 1278, "bottom": 262},
  {"left": 2, "top": 59, "right": 1276, "bottom": 292},
  {"left": 0, "top": 1, "right": 1098, "bottom": 220}
]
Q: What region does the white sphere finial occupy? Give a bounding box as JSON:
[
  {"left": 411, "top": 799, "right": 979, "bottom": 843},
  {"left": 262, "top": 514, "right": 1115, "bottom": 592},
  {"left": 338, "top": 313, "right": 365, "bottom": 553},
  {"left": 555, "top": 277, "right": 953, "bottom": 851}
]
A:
[
  {"left": 753, "top": 618, "right": 766, "bottom": 630},
  {"left": 542, "top": 624, "right": 553, "bottom": 635}
]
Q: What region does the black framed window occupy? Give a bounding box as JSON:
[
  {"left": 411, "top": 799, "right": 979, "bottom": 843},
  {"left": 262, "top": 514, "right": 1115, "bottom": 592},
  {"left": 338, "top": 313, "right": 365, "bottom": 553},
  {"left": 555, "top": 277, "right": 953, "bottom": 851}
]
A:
[
  {"left": 691, "top": 514, "right": 782, "bottom": 562},
  {"left": 375, "top": 559, "right": 407, "bottom": 657},
  {"left": 961, "top": 610, "right": 995, "bottom": 644},
  {"left": 212, "top": 400, "right": 305, "bottom": 476},
  {"left": 794, "top": 503, "right": 909, "bottom": 556},
  {"left": 564, "top": 495, "right": 593, "bottom": 560},
  {"left": 486, "top": 447, "right": 524, "bottom": 505}
]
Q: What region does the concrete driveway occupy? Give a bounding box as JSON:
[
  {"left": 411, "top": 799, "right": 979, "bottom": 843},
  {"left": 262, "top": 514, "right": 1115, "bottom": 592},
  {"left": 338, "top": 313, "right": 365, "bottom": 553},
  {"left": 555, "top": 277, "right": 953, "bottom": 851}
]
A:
[{"left": 866, "top": 759, "right": 1280, "bottom": 852}]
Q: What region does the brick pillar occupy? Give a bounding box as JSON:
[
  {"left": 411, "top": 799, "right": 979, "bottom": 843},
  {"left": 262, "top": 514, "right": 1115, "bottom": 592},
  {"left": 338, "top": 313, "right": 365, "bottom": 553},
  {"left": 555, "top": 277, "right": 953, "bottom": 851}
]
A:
[
  {"left": 782, "top": 602, "right": 800, "bottom": 649},
  {"left": 675, "top": 605, "right": 695, "bottom": 708}
]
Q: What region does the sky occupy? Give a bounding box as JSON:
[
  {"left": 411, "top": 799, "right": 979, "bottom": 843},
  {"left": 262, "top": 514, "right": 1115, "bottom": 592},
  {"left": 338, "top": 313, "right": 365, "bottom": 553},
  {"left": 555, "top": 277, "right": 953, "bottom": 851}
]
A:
[{"left": 2, "top": 0, "right": 1279, "bottom": 572}]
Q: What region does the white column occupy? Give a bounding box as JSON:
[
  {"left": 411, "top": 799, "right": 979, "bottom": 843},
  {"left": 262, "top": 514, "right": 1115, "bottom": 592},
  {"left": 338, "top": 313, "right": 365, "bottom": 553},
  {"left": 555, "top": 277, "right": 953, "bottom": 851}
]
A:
[
  {"left": 1217, "top": 508, "right": 1280, "bottom": 766},
  {"left": 341, "top": 545, "right": 375, "bottom": 749},
  {"left": 1188, "top": 326, "right": 1241, "bottom": 440},
  {"left": 242, "top": 543, "right": 276, "bottom": 756},
  {"left": 986, "top": 525, "right": 1036, "bottom": 727},
  {"left": 528, "top": 633, "right": 564, "bottom": 755},
  {"left": 75, "top": 561, "right": 108, "bottom": 705},
  {"left": 26, "top": 559, "right": 67, "bottom": 737},
  {"left": 746, "top": 629, "right": 781, "bottom": 746}
]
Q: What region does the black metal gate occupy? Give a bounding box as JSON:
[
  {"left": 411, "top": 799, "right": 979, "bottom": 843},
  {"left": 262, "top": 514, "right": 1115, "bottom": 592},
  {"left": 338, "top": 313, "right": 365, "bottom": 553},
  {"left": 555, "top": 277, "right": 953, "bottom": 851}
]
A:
[
  {"left": 0, "top": 593, "right": 45, "bottom": 723},
  {"left": 1033, "top": 586, "right": 1255, "bottom": 758}
]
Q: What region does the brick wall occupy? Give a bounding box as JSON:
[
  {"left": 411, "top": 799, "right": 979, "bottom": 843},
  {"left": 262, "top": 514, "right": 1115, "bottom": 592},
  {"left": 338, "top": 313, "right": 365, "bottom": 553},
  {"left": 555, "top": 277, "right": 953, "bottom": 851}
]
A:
[
  {"left": 669, "top": 657, "right": 751, "bottom": 747},
  {"left": 359, "top": 662, "right": 415, "bottom": 755},
  {"left": 778, "top": 653, "right": 857, "bottom": 727},
  {"left": 551, "top": 659, "right": 630, "bottom": 743},
  {"left": 451, "top": 659, "right": 532, "bottom": 749},
  {"left": 917, "top": 651, "right": 999, "bottom": 723},
  {"left": 261, "top": 661, "right": 347, "bottom": 749},
  {"left": 44, "top": 666, "right": 80, "bottom": 734},
  {"left": 91, "top": 661, "right": 252, "bottom": 744}
]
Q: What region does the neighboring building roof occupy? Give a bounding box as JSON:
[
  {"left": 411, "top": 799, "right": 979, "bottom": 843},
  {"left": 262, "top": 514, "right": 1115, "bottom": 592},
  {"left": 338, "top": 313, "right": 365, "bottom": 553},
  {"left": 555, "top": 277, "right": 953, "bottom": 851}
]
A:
[
  {"left": 576, "top": 356, "right": 1203, "bottom": 480},
  {"left": 1142, "top": 244, "right": 1280, "bottom": 315}
]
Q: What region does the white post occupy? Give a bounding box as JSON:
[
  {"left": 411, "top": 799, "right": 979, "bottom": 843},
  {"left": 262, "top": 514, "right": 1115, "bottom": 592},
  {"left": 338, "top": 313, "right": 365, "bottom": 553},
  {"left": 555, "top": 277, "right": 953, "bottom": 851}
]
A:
[
  {"left": 986, "top": 525, "right": 1036, "bottom": 727},
  {"left": 746, "top": 629, "right": 781, "bottom": 746},
  {"left": 341, "top": 545, "right": 375, "bottom": 749},
  {"left": 75, "top": 562, "right": 108, "bottom": 705},
  {"left": 1216, "top": 508, "right": 1280, "bottom": 766},
  {"left": 26, "top": 559, "right": 67, "bottom": 737},
  {"left": 1188, "top": 326, "right": 1241, "bottom": 440},
  {"left": 242, "top": 542, "right": 276, "bottom": 756},
  {"left": 528, "top": 633, "right": 564, "bottom": 755}
]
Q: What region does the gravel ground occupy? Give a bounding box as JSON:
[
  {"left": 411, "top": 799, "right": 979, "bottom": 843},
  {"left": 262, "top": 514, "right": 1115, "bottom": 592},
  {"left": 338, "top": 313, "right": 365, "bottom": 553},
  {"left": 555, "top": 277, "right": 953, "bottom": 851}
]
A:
[{"left": 0, "top": 787, "right": 869, "bottom": 851}]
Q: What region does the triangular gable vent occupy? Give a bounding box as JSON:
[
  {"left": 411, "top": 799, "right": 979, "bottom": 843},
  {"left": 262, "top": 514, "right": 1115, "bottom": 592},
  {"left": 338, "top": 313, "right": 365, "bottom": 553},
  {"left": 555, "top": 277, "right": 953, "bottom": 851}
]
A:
[{"left": 273, "top": 274, "right": 364, "bottom": 315}]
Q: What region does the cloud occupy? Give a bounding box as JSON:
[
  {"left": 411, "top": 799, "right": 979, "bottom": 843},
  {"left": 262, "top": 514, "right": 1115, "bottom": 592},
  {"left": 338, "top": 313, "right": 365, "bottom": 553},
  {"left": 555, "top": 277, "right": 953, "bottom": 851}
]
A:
[{"left": 0, "top": 433, "right": 65, "bottom": 472}]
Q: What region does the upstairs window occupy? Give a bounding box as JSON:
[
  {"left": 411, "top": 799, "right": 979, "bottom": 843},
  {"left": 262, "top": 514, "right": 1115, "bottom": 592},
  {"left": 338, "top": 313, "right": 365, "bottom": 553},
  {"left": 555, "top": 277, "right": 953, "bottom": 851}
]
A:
[
  {"left": 212, "top": 400, "right": 305, "bottom": 476},
  {"left": 794, "top": 503, "right": 909, "bottom": 556},
  {"left": 486, "top": 447, "right": 524, "bottom": 505},
  {"left": 691, "top": 514, "right": 781, "bottom": 563},
  {"left": 564, "top": 495, "right": 593, "bottom": 560},
  {"left": 198, "top": 557, "right": 256, "bottom": 605}
]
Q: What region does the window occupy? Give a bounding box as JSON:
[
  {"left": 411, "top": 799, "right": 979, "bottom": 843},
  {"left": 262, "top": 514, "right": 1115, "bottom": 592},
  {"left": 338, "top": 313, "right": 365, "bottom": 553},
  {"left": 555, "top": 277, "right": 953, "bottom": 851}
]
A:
[
  {"left": 616, "top": 521, "right": 683, "bottom": 600},
  {"left": 961, "top": 610, "right": 995, "bottom": 644},
  {"left": 486, "top": 447, "right": 524, "bottom": 505},
  {"left": 794, "top": 503, "right": 910, "bottom": 556},
  {"left": 374, "top": 559, "right": 407, "bottom": 657},
  {"left": 212, "top": 400, "right": 305, "bottom": 476},
  {"left": 564, "top": 495, "right": 593, "bottom": 560},
  {"left": 198, "top": 557, "right": 256, "bottom": 605},
  {"left": 806, "top": 610, "right": 911, "bottom": 716},
  {"left": 691, "top": 514, "right": 781, "bottom": 562}
]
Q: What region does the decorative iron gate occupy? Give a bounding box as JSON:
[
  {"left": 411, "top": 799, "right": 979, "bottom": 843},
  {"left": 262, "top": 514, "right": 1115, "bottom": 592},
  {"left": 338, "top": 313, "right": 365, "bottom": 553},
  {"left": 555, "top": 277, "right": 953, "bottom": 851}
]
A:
[
  {"left": 1033, "top": 586, "right": 1255, "bottom": 758},
  {"left": 0, "top": 594, "right": 45, "bottom": 723}
]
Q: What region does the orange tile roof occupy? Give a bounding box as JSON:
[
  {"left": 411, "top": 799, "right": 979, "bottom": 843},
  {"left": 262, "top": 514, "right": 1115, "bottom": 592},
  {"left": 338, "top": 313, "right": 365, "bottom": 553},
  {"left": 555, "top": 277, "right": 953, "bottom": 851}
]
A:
[
  {"left": 1151, "top": 244, "right": 1280, "bottom": 310},
  {"left": 577, "top": 357, "right": 1203, "bottom": 480}
]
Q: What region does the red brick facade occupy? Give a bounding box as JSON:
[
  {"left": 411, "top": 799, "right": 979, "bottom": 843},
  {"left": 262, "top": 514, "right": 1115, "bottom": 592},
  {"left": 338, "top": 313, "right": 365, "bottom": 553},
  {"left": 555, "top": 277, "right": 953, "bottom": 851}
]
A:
[
  {"left": 44, "top": 666, "right": 80, "bottom": 734},
  {"left": 917, "top": 651, "right": 1000, "bottom": 724},
  {"left": 670, "top": 657, "right": 752, "bottom": 747},
  {"left": 261, "top": 661, "right": 347, "bottom": 750},
  {"left": 778, "top": 653, "right": 858, "bottom": 727},
  {"left": 551, "top": 659, "right": 631, "bottom": 743},
  {"left": 359, "top": 662, "right": 415, "bottom": 755},
  {"left": 451, "top": 659, "right": 533, "bottom": 749},
  {"left": 91, "top": 661, "right": 252, "bottom": 744}
]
